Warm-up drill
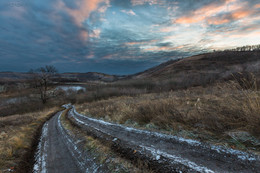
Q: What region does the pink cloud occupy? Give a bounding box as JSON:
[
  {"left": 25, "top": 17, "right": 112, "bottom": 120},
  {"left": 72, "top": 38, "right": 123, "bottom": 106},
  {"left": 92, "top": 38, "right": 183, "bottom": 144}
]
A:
[
  {"left": 231, "top": 10, "right": 251, "bottom": 19},
  {"left": 57, "top": 0, "right": 109, "bottom": 41},
  {"left": 254, "top": 4, "right": 260, "bottom": 9},
  {"left": 66, "top": 0, "right": 109, "bottom": 26},
  {"left": 174, "top": 0, "right": 251, "bottom": 25},
  {"left": 207, "top": 17, "right": 230, "bottom": 25}
]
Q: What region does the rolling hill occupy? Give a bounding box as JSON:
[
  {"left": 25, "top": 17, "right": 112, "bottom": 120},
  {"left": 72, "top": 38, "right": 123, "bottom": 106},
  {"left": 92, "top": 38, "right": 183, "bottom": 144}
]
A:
[
  {"left": 130, "top": 51, "right": 260, "bottom": 89},
  {"left": 0, "top": 72, "right": 123, "bottom": 84}
]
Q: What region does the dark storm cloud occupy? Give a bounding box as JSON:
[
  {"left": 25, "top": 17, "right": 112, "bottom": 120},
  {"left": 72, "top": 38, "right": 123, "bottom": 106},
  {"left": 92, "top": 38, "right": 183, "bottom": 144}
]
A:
[{"left": 0, "top": 0, "right": 259, "bottom": 74}]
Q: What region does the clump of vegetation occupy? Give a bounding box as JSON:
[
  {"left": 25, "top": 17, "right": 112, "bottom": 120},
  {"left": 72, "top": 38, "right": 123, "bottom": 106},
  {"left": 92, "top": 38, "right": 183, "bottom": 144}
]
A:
[{"left": 0, "top": 107, "right": 60, "bottom": 172}]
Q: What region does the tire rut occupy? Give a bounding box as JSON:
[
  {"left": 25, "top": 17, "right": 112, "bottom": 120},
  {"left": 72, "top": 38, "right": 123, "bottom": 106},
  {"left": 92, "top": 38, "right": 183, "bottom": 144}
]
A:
[{"left": 33, "top": 111, "right": 108, "bottom": 173}]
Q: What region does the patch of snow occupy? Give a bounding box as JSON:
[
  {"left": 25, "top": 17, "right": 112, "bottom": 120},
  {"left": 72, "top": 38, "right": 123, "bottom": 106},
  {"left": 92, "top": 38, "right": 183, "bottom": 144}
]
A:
[
  {"left": 140, "top": 145, "right": 215, "bottom": 173},
  {"left": 62, "top": 103, "right": 72, "bottom": 109},
  {"left": 33, "top": 122, "right": 49, "bottom": 173},
  {"left": 56, "top": 86, "right": 86, "bottom": 92}
]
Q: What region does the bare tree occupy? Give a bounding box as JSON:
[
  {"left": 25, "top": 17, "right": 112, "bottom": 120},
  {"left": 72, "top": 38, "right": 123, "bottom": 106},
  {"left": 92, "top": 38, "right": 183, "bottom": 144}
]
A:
[{"left": 29, "top": 65, "right": 58, "bottom": 104}]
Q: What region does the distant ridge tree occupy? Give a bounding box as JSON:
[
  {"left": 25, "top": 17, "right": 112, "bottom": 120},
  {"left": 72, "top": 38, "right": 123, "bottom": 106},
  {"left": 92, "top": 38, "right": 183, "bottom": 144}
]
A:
[
  {"left": 223, "top": 44, "right": 260, "bottom": 52},
  {"left": 29, "top": 65, "right": 58, "bottom": 104}
]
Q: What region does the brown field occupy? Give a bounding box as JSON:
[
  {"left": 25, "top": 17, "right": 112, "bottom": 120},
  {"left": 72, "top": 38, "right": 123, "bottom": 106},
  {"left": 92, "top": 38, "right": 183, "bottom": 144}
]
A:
[{"left": 0, "top": 107, "right": 60, "bottom": 172}]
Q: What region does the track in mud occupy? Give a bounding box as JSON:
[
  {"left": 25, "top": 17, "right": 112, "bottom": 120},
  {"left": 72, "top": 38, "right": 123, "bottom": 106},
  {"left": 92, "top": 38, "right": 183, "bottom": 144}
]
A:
[
  {"left": 34, "top": 106, "right": 260, "bottom": 173},
  {"left": 33, "top": 111, "right": 107, "bottom": 173}
]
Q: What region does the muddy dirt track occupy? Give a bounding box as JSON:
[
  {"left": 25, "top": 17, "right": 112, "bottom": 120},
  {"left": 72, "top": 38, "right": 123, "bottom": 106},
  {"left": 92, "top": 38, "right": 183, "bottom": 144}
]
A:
[
  {"left": 34, "top": 106, "right": 260, "bottom": 173},
  {"left": 33, "top": 111, "right": 107, "bottom": 173}
]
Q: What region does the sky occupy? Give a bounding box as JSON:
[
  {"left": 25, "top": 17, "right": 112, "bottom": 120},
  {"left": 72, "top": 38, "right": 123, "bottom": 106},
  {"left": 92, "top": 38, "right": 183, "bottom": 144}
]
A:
[{"left": 0, "top": 0, "right": 260, "bottom": 74}]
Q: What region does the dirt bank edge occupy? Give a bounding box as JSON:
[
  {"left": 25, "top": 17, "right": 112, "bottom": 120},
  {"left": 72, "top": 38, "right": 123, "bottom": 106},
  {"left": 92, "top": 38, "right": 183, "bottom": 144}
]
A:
[{"left": 16, "top": 108, "right": 64, "bottom": 173}]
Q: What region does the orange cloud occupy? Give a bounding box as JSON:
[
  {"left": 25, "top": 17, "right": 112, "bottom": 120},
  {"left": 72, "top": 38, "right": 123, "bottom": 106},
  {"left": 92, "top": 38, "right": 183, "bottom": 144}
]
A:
[
  {"left": 58, "top": 0, "right": 109, "bottom": 41},
  {"left": 231, "top": 10, "right": 251, "bottom": 19},
  {"left": 124, "top": 40, "right": 158, "bottom": 46},
  {"left": 207, "top": 18, "right": 230, "bottom": 25},
  {"left": 175, "top": 2, "right": 227, "bottom": 24},
  {"left": 174, "top": 0, "right": 250, "bottom": 24},
  {"left": 175, "top": 16, "right": 206, "bottom": 24},
  {"left": 66, "top": 0, "right": 109, "bottom": 26},
  {"left": 254, "top": 4, "right": 260, "bottom": 9}
]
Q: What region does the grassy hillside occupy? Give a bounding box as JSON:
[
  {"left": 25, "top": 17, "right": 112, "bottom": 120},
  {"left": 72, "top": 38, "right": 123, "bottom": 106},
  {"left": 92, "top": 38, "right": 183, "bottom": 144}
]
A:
[
  {"left": 76, "top": 50, "right": 260, "bottom": 153},
  {"left": 127, "top": 51, "right": 260, "bottom": 90}
]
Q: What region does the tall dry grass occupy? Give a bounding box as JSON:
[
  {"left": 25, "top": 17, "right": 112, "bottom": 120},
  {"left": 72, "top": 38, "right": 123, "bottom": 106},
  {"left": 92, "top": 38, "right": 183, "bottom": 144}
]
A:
[
  {"left": 0, "top": 107, "right": 60, "bottom": 172},
  {"left": 76, "top": 76, "right": 260, "bottom": 139}
]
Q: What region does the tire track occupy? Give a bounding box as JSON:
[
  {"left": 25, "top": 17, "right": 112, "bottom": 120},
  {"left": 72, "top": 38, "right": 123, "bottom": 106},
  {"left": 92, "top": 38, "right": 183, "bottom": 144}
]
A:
[{"left": 33, "top": 111, "right": 107, "bottom": 173}]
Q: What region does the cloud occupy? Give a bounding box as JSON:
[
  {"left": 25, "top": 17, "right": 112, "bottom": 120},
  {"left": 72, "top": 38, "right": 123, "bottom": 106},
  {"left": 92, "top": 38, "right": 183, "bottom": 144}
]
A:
[
  {"left": 255, "top": 3, "right": 260, "bottom": 9},
  {"left": 207, "top": 17, "right": 230, "bottom": 25},
  {"left": 121, "top": 9, "right": 136, "bottom": 16},
  {"left": 63, "top": 0, "right": 109, "bottom": 25},
  {"left": 89, "top": 29, "right": 101, "bottom": 38},
  {"left": 174, "top": 0, "right": 251, "bottom": 24},
  {"left": 0, "top": 0, "right": 260, "bottom": 74},
  {"left": 58, "top": 0, "right": 109, "bottom": 41},
  {"left": 131, "top": 0, "right": 160, "bottom": 6}
]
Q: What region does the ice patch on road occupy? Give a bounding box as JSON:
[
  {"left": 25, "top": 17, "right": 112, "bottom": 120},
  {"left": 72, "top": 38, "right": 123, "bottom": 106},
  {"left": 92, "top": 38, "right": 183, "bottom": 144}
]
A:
[
  {"left": 140, "top": 145, "right": 215, "bottom": 173},
  {"left": 33, "top": 122, "right": 49, "bottom": 173}
]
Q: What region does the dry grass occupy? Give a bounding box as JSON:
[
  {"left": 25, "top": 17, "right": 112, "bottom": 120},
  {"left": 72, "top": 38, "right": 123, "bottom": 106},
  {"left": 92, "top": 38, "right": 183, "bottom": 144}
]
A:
[
  {"left": 76, "top": 79, "right": 260, "bottom": 148},
  {"left": 0, "top": 107, "right": 60, "bottom": 172}
]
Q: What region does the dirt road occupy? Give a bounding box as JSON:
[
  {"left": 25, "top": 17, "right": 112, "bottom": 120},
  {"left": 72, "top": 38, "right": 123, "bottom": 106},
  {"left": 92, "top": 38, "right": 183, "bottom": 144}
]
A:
[
  {"left": 34, "top": 106, "right": 260, "bottom": 173},
  {"left": 33, "top": 111, "right": 107, "bottom": 173}
]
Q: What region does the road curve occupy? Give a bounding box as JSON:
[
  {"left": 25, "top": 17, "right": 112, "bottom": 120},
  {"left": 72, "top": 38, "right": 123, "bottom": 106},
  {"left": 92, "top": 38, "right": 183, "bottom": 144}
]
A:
[
  {"left": 68, "top": 106, "right": 260, "bottom": 173},
  {"left": 33, "top": 111, "right": 107, "bottom": 173}
]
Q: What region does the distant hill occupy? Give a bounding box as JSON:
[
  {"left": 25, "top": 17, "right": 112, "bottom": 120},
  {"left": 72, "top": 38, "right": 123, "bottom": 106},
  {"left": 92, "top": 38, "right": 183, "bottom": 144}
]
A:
[
  {"left": 1, "top": 51, "right": 259, "bottom": 87},
  {"left": 59, "top": 72, "right": 124, "bottom": 82},
  {"left": 0, "top": 72, "right": 124, "bottom": 84},
  {"left": 130, "top": 51, "right": 260, "bottom": 89},
  {"left": 0, "top": 72, "right": 32, "bottom": 84}
]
